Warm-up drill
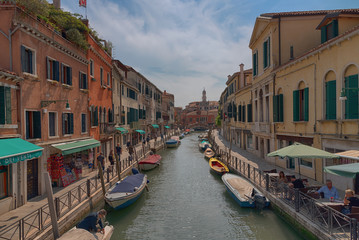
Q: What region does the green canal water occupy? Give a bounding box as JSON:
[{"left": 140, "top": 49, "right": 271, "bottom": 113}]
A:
[{"left": 106, "top": 133, "right": 304, "bottom": 240}]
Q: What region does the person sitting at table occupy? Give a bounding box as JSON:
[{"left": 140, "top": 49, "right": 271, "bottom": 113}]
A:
[
  {"left": 288, "top": 176, "right": 305, "bottom": 189},
  {"left": 341, "top": 189, "right": 359, "bottom": 214},
  {"left": 278, "top": 171, "right": 287, "bottom": 185},
  {"left": 316, "top": 179, "right": 339, "bottom": 200}
]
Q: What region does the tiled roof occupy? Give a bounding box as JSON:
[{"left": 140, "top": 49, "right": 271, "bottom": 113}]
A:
[{"left": 261, "top": 9, "right": 359, "bottom": 18}]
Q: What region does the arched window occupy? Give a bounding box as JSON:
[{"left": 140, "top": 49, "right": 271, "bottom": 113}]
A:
[{"left": 293, "top": 81, "right": 308, "bottom": 121}]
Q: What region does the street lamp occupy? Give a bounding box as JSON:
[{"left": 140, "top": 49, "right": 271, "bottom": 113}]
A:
[
  {"left": 41, "top": 100, "right": 71, "bottom": 110},
  {"left": 339, "top": 87, "right": 359, "bottom": 101}
]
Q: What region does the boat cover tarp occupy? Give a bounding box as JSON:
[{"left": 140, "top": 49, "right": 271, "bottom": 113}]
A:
[
  {"left": 227, "top": 177, "right": 253, "bottom": 199},
  {"left": 166, "top": 139, "right": 177, "bottom": 144},
  {"left": 139, "top": 154, "right": 161, "bottom": 164},
  {"left": 110, "top": 174, "right": 145, "bottom": 194}
]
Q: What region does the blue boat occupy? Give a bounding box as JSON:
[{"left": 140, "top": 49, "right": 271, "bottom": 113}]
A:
[
  {"left": 105, "top": 173, "right": 147, "bottom": 210},
  {"left": 166, "top": 139, "right": 179, "bottom": 148},
  {"left": 222, "top": 173, "right": 270, "bottom": 209}
]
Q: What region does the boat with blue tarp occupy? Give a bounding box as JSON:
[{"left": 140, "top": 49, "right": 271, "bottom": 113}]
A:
[{"left": 105, "top": 170, "right": 147, "bottom": 210}]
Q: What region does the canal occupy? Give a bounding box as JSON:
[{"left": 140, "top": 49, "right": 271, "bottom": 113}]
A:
[{"left": 106, "top": 133, "right": 304, "bottom": 239}]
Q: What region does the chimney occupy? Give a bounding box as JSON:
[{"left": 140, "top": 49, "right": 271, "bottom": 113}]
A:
[
  {"left": 53, "top": 0, "right": 61, "bottom": 9},
  {"left": 239, "top": 63, "right": 244, "bottom": 88},
  {"left": 227, "top": 75, "right": 231, "bottom": 81}
]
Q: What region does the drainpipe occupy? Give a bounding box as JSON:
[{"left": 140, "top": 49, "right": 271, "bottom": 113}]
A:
[
  {"left": 278, "top": 17, "right": 281, "bottom": 66},
  {"left": 0, "top": 26, "right": 20, "bottom": 72}
]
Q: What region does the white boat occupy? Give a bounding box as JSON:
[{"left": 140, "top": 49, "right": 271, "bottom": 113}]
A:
[
  {"left": 105, "top": 173, "right": 147, "bottom": 210},
  {"left": 222, "top": 173, "right": 270, "bottom": 209},
  {"left": 58, "top": 225, "right": 114, "bottom": 240},
  {"left": 199, "top": 140, "right": 212, "bottom": 151},
  {"left": 204, "top": 148, "right": 215, "bottom": 159},
  {"left": 138, "top": 154, "right": 161, "bottom": 171}
]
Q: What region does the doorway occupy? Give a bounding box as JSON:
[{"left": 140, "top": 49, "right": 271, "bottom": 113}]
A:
[{"left": 27, "top": 159, "right": 38, "bottom": 200}]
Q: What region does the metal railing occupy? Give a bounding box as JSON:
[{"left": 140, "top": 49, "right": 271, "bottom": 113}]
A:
[{"left": 210, "top": 134, "right": 357, "bottom": 240}]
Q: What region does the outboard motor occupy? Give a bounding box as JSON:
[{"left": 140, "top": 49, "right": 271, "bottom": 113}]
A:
[{"left": 253, "top": 193, "right": 267, "bottom": 210}]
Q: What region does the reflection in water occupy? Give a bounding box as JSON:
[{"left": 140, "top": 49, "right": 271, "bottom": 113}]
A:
[{"left": 107, "top": 134, "right": 303, "bottom": 240}]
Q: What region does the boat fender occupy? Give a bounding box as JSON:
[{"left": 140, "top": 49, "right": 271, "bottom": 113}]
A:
[
  {"left": 134, "top": 187, "right": 138, "bottom": 191},
  {"left": 132, "top": 168, "right": 140, "bottom": 175},
  {"left": 147, "top": 180, "right": 150, "bottom": 183}
]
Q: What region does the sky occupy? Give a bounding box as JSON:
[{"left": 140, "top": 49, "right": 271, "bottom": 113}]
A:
[{"left": 60, "top": 0, "right": 358, "bottom": 107}]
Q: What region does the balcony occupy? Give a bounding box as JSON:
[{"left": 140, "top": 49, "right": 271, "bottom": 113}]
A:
[
  {"left": 253, "top": 122, "right": 271, "bottom": 134},
  {"left": 99, "top": 122, "right": 116, "bottom": 135}
]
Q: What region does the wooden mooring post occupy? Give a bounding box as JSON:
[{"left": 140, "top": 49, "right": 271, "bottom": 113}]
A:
[
  {"left": 98, "top": 162, "right": 106, "bottom": 195},
  {"left": 44, "top": 172, "right": 60, "bottom": 239}
]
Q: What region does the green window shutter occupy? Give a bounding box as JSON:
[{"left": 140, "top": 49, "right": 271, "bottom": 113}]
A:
[
  {"left": 233, "top": 103, "right": 237, "bottom": 121},
  {"left": 326, "top": 80, "right": 336, "bottom": 120},
  {"left": 333, "top": 19, "right": 338, "bottom": 37},
  {"left": 26, "top": 111, "right": 30, "bottom": 139},
  {"left": 95, "top": 107, "right": 98, "bottom": 126},
  {"left": 242, "top": 105, "right": 246, "bottom": 122},
  {"left": 263, "top": 41, "right": 267, "bottom": 68},
  {"left": 0, "top": 87, "right": 5, "bottom": 124},
  {"left": 54, "top": 61, "right": 59, "bottom": 81},
  {"left": 60, "top": 64, "right": 64, "bottom": 83},
  {"left": 253, "top": 53, "right": 257, "bottom": 76},
  {"left": 81, "top": 114, "right": 86, "bottom": 133},
  {"left": 346, "top": 75, "right": 359, "bottom": 119},
  {"left": 5, "top": 87, "right": 11, "bottom": 124},
  {"left": 321, "top": 27, "right": 327, "bottom": 44},
  {"left": 33, "top": 111, "right": 41, "bottom": 138},
  {"left": 70, "top": 113, "right": 74, "bottom": 134},
  {"left": 278, "top": 94, "right": 283, "bottom": 122},
  {"left": 304, "top": 88, "right": 309, "bottom": 121},
  {"left": 247, "top": 104, "right": 252, "bottom": 122},
  {"left": 293, "top": 90, "right": 299, "bottom": 121},
  {"left": 62, "top": 113, "right": 65, "bottom": 135},
  {"left": 268, "top": 37, "right": 270, "bottom": 66},
  {"left": 68, "top": 67, "right": 72, "bottom": 85},
  {"left": 21, "top": 46, "right": 26, "bottom": 72},
  {"left": 273, "top": 95, "right": 278, "bottom": 122},
  {"left": 238, "top": 105, "right": 241, "bottom": 121},
  {"left": 79, "top": 72, "right": 82, "bottom": 89},
  {"left": 28, "top": 50, "right": 33, "bottom": 74},
  {"left": 46, "top": 57, "right": 50, "bottom": 79}
]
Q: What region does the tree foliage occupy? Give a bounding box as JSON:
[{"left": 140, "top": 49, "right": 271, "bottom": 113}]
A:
[{"left": 215, "top": 107, "right": 222, "bottom": 127}]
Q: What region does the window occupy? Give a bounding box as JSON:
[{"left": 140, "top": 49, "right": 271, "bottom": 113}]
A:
[
  {"left": 0, "top": 86, "right": 11, "bottom": 124},
  {"left": 21, "top": 45, "right": 35, "bottom": 74},
  {"left": 89, "top": 59, "right": 94, "bottom": 76},
  {"left": 242, "top": 105, "right": 246, "bottom": 122},
  {"left": 46, "top": 57, "right": 59, "bottom": 81},
  {"left": 61, "top": 64, "right": 72, "bottom": 85},
  {"left": 325, "top": 80, "right": 336, "bottom": 120},
  {"left": 107, "top": 73, "right": 110, "bottom": 86},
  {"left": 300, "top": 158, "right": 313, "bottom": 168},
  {"left": 344, "top": 74, "right": 359, "bottom": 119},
  {"left": 293, "top": 88, "right": 308, "bottom": 121},
  {"left": 26, "top": 111, "right": 41, "bottom": 139},
  {"left": 79, "top": 72, "right": 88, "bottom": 89},
  {"left": 273, "top": 94, "right": 284, "bottom": 122},
  {"left": 252, "top": 50, "right": 258, "bottom": 76},
  {"left": 263, "top": 37, "right": 270, "bottom": 69},
  {"left": 122, "top": 85, "right": 124, "bottom": 96},
  {"left": 91, "top": 106, "right": 98, "bottom": 126},
  {"left": 49, "top": 112, "right": 57, "bottom": 137},
  {"left": 81, "top": 113, "right": 86, "bottom": 133},
  {"left": 290, "top": 46, "right": 294, "bottom": 60},
  {"left": 247, "top": 103, "right": 252, "bottom": 122},
  {"left": 321, "top": 20, "right": 338, "bottom": 43},
  {"left": 0, "top": 166, "right": 8, "bottom": 199},
  {"left": 62, "top": 113, "right": 74, "bottom": 135},
  {"left": 100, "top": 67, "right": 103, "bottom": 86}
]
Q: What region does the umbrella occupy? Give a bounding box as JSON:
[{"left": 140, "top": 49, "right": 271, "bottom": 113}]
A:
[
  {"left": 324, "top": 163, "right": 359, "bottom": 179},
  {"left": 267, "top": 142, "right": 340, "bottom": 176}
]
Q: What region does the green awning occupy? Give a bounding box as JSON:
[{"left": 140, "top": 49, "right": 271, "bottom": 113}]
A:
[
  {"left": 136, "top": 130, "right": 146, "bottom": 134},
  {"left": 0, "top": 138, "right": 43, "bottom": 166},
  {"left": 116, "top": 127, "right": 128, "bottom": 134},
  {"left": 151, "top": 124, "right": 159, "bottom": 128},
  {"left": 267, "top": 142, "right": 340, "bottom": 159},
  {"left": 52, "top": 139, "right": 100, "bottom": 156},
  {"left": 324, "top": 163, "right": 359, "bottom": 178},
  {"left": 165, "top": 126, "right": 170, "bottom": 129}
]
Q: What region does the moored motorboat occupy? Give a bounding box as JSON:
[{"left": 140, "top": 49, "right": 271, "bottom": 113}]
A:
[
  {"left": 204, "top": 148, "right": 215, "bottom": 159},
  {"left": 209, "top": 158, "right": 229, "bottom": 175},
  {"left": 166, "top": 139, "right": 179, "bottom": 148},
  {"left": 58, "top": 225, "right": 114, "bottom": 240},
  {"left": 105, "top": 173, "right": 147, "bottom": 210},
  {"left": 222, "top": 173, "right": 270, "bottom": 209},
  {"left": 199, "top": 140, "right": 212, "bottom": 151},
  {"left": 138, "top": 154, "right": 161, "bottom": 171}
]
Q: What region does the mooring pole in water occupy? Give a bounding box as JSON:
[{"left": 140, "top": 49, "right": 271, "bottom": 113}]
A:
[
  {"left": 44, "top": 172, "right": 60, "bottom": 239},
  {"left": 98, "top": 162, "right": 106, "bottom": 195}
]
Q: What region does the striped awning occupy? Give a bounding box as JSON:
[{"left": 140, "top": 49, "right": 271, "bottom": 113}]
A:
[
  {"left": 0, "top": 138, "right": 43, "bottom": 166},
  {"left": 116, "top": 127, "right": 128, "bottom": 134},
  {"left": 136, "top": 130, "right": 146, "bottom": 134},
  {"left": 165, "top": 126, "right": 170, "bottom": 129},
  {"left": 151, "top": 124, "right": 159, "bottom": 128},
  {"left": 52, "top": 139, "right": 100, "bottom": 155}
]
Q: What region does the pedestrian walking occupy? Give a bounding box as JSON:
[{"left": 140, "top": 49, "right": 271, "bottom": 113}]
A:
[
  {"left": 97, "top": 152, "right": 105, "bottom": 171},
  {"left": 116, "top": 143, "right": 122, "bottom": 160},
  {"left": 108, "top": 150, "right": 114, "bottom": 165}
]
